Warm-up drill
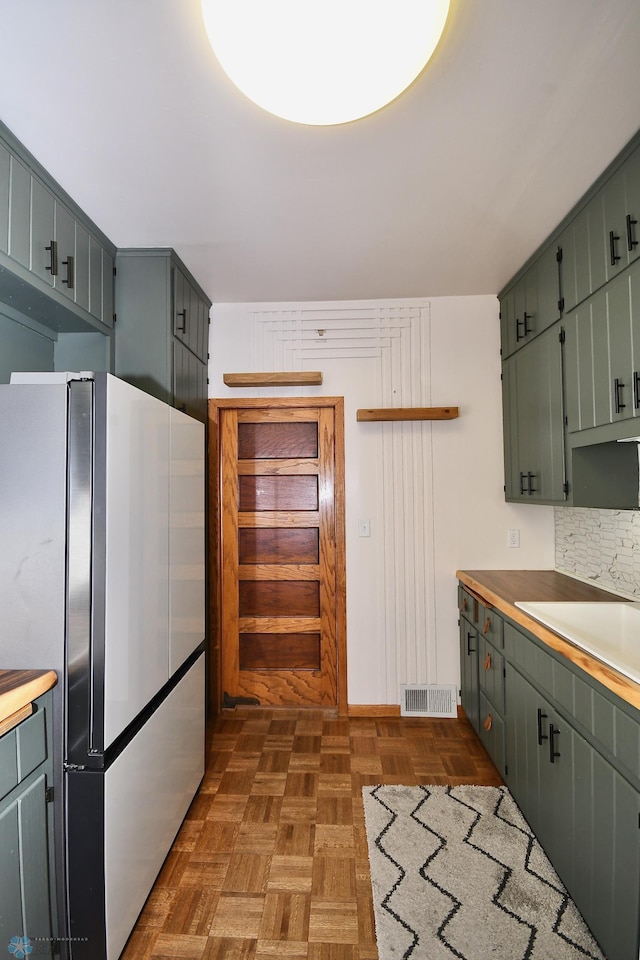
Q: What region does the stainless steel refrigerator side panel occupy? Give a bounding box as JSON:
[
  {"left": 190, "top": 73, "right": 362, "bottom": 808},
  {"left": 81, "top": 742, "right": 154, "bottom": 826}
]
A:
[{"left": 65, "top": 378, "right": 100, "bottom": 767}]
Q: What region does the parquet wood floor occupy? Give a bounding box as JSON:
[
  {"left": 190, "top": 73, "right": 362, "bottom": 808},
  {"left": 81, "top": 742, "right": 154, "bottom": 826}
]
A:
[{"left": 121, "top": 709, "right": 502, "bottom": 960}]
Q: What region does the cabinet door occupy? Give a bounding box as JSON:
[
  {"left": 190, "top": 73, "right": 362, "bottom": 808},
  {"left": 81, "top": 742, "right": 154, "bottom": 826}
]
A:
[
  {"left": 55, "top": 201, "right": 76, "bottom": 301},
  {"left": 504, "top": 665, "right": 542, "bottom": 834},
  {"left": 624, "top": 145, "right": 640, "bottom": 267},
  {"left": 563, "top": 303, "right": 594, "bottom": 433},
  {"left": 536, "top": 243, "right": 561, "bottom": 333},
  {"left": 459, "top": 617, "right": 479, "bottom": 733},
  {"left": 0, "top": 141, "right": 10, "bottom": 255},
  {"left": 505, "top": 326, "right": 566, "bottom": 503},
  {"left": 606, "top": 268, "right": 633, "bottom": 423},
  {"left": 0, "top": 773, "right": 53, "bottom": 956},
  {"left": 30, "top": 178, "right": 55, "bottom": 286},
  {"left": 630, "top": 260, "right": 640, "bottom": 418},
  {"left": 8, "top": 155, "right": 30, "bottom": 268}
]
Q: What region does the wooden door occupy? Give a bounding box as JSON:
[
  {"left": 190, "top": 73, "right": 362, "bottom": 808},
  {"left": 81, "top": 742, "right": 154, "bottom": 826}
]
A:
[{"left": 217, "top": 399, "right": 345, "bottom": 710}]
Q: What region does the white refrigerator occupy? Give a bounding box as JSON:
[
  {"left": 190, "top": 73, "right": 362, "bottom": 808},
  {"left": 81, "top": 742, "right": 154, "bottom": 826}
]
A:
[{"left": 0, "top": 372, "right": 206, "bottom": 960}]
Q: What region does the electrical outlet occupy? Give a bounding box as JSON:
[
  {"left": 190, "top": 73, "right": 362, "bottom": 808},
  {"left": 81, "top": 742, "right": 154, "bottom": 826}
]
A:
[{"left": 507, "top": 528, "right": 520, "bottom": 548}]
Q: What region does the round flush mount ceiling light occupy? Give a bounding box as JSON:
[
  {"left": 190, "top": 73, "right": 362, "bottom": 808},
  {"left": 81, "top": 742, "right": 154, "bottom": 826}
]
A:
[{"left": 200, "top": 0, "right": 451, "bottom": 126}]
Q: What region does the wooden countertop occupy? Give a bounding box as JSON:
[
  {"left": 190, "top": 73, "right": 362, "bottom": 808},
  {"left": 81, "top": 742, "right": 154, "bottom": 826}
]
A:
[
  {"left": 457, "top": 570, "right": 640, "bottom": 711},
  {"left": 0, "top": 669, "right": 58, "bottom": 735}
]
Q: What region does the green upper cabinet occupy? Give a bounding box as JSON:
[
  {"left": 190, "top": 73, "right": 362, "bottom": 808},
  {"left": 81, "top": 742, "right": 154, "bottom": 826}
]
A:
[
  {"left": 500, "top": 243, "right": 560, "bottom": 359},
  {"left": 0, "top": 119, "right": 116, "bottom": 337},
  {"left": 502, "top": 322, "right": 567, "bottom": 504},
  {"left": 564, "top": 259, "right": 640, "bottom": 433},
  {"left": 114, "top": 248, "right": 211, "bottom": 423},
  {"left": 602, "top": 141, "right": 640, "bottom": 281}
]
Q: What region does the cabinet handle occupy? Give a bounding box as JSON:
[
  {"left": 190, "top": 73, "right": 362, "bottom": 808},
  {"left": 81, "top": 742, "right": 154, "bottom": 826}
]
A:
[
  {"left": 177, "top": 309, "right": 187, "bottom": 333},
  {"left": 467, "top": 632, "right": 475, "bottom": 655},
  {"left": 519, "top": 471, "right": 527, "bottom": 495},
  {"left": 614, "top": 377, "right": 626, "bottom": 413},
  {"left": 483, "top": 616, "right": 491, "bottom": 635},
  {"left": 45, "top": 239, "right": 58, "bottom": 276},
  {"left": 516, "top": 316, "right": 525, "bottom": 342},
  {"left": 62, "top": 254, "right": 74, "bottom": 290},
  {"left": 549, "top": 724, "right": 561, "bottom": 763},
  {"left": 634, "top": 371, "right": 640, "bottom": 411},
  {"left": 523, "top": 311, "right": 531, "bottom": 336},
  {"left": 627, "top": 214, "right": 638, "bottom": 251},
  {"left": 537, "top": 708, "right": 548, "bottom": 745},
  {"left": 609, "top": 230, "right": 621, "bottom": 266},
  {"left": 461, "top": 596, "right": 468, "bottom": 612},
  {"left": 484, "top": 651, "right": 492, "bottom": 671},
  {"left": 483, "top": 713, "right": 493, "bottom": 732},
  {"left": 527, "top": 471, "right": 536, "bottom": 494}
]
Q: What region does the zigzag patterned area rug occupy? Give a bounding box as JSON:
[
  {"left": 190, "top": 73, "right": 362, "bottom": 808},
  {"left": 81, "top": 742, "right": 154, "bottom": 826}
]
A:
[{"left": 362, "top": 784, "right": 605, "bottom": 960}]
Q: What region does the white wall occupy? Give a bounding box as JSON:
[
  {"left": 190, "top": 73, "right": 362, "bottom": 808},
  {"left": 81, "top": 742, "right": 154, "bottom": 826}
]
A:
[{"left": 209, "top": 296, "right": 555, "bottom": 705}]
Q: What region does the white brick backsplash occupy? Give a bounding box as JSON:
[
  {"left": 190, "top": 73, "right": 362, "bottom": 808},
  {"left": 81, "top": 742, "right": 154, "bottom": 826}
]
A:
[{"left": 555, "top": 507, "right": 640, "bottom": 598}]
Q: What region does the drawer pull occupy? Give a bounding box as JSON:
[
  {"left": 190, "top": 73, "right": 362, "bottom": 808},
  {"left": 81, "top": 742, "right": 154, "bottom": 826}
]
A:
[
  {"left": 610, "top": 229, "right": 621, "bottom": 266},
  {"left": 483, "top": 713, "right": 493, "bottom": 732},
  {"left": 537, "top": 707, "right": 548, "bottom": 745},
  {"left": 467, "top": 632, "right": 476, "bottom": 656},
  {"left": 483, "top": 616, "right": 491, "bottom": 635},
  {"left": 484, "top": 652, "right": 492, "bottom": 671},
  {"left": 462, "top": 597, "right": 468, "bottom": 612},
  {"left": 45, "top": 239, "right": 58, "bottom": 276},
  {"left": 176, "top": 308, "right": 187, "bottom": 333}
]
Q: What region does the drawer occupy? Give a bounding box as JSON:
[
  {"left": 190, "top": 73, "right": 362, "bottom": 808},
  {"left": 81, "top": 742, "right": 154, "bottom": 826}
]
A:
[
  {"left": 0, "top": 701, "right": 47, "bottom": 802},
  {"left": 479, "top": 634, "right": 505, "bottom": 713},
  {"left": 478, "top": 691, "right": 506, "bottom": 777},
  {"left": 459, "top": 587, "right": 482, "bottom": 628},
  {"left": 0, "top": 728, "right": 18, "bottom": 801},
  {"left": 16, "top": 703, "right": 46, "bottom": 781}
]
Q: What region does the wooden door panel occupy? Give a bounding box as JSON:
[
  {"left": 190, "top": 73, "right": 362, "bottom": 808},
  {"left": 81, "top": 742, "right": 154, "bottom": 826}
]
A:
[
  {"left": 239, "top": 580, "right": 320, "bottom": 617},
  {"left": 238, "top": 527, "right": 319, "bottom": 564},
  {"left": 220, "top": 403, "right": 340, "bottom": 707},
  {"left": 238, "top": 420, "right": 318, "bottom": 459},
  {"left": 239, "top": 633, "right": 321, "bottom": 670},
  {"left": 238, "top": 475, "right": 319, "bottom": 511}
]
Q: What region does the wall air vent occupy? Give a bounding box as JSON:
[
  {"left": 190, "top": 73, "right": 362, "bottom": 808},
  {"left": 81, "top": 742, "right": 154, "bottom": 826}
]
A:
[{"left": 400, "top": 684, "right": 458, "bottom": 718}]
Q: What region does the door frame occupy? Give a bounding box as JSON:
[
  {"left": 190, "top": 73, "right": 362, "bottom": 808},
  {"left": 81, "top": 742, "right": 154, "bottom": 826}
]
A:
[{"left": 208, "top": 397, "right": 347, "bottom": 716}]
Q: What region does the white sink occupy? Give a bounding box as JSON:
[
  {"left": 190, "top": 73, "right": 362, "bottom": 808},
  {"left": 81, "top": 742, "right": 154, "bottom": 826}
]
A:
[{"left": 514, "top": 601, "right": 640, "bottom": 684}]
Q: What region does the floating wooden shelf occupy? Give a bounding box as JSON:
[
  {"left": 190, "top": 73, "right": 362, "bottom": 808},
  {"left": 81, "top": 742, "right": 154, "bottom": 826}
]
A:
[
  {"left": 356, "top": 406, "right": 459, "bottom": 422},
  {"left": 224, "top": 371, "right": 323, "bottom": 388}
]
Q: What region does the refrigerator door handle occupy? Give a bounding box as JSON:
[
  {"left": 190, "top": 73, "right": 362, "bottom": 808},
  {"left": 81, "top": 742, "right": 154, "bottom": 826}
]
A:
[{"left": 65, "top": 378, "right": 103, "bottom": 765}]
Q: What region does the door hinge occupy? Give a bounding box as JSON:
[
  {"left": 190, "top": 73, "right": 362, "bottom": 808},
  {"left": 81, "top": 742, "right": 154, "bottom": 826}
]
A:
[
  {"left": 51, "top": 940, "right": 61, "bottom": 956},
  {"left": 113, "top": 265, "right": 117, "bottom": 277},
  {"left": 504, "top": 763, "right": 509, "bottom": 776},
  {"left": 503, "top": 666, "right": 506, "bottom": 679},
  {"left": 113, "top": 313, "right": 117, "bottom": 325},
  {"left": 556, "top": 246, "right": 563, "bottom": 263},
  {"left": 564, "top": 415, "right": 568, "bottom": 426},
  {"left": 558, "top": 297, "right": 565, "bottom": 313},
  {"left": 563, "top": 481, "right": 570, "bottom": 496},
  {"left": 559, "top": 327, "right": 566, "bottom": 344},
  {"left": 207, "top": 377, "right": 210, "bottom": 385},
  {"left": 45, "top": 786, "right": 54, "bottom": 803},
  {"left": 500, "top": 372, "right": 504, "bottom": 381}
]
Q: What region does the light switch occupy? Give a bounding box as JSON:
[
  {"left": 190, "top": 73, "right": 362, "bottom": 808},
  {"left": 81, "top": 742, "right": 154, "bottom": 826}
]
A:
[{"left": 358, "top": 519, "right": 371, "bottom": 537}]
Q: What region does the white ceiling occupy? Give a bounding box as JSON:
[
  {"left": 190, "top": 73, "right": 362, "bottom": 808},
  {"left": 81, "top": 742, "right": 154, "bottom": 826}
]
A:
[{"left": 0, "top": 0, "right": 639, "bottom": 304}]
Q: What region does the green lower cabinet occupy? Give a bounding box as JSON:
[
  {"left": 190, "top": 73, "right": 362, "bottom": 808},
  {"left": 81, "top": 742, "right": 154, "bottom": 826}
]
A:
[
  {"left": 459, "top": 616, "right": 479, "bottom": 733},
  {"left": 0, "top": 698, "right": 54, "bottom": 958},
  {"left": 505, "top": 662, "right": 640, "bottom": 960}
]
